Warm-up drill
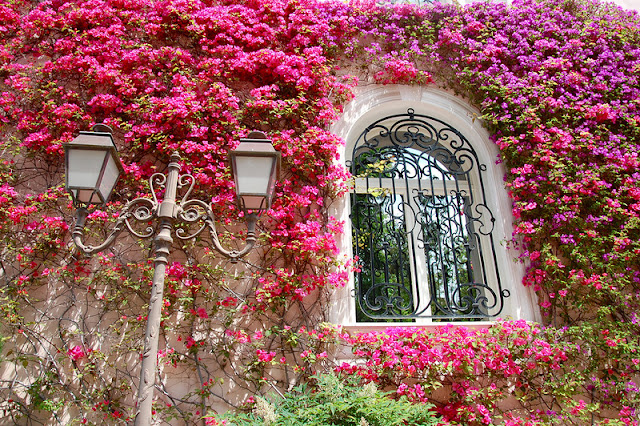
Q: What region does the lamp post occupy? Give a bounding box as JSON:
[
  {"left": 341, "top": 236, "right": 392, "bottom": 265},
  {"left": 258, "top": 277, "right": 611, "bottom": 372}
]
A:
[{"left": 63, "top": 125, "right": 280, "bottom": 426}]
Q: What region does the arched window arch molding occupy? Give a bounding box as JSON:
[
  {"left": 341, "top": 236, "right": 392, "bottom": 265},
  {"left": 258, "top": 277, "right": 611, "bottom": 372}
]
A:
[{"left": 329, "top": 85, "right": 540, "bottom": 330}]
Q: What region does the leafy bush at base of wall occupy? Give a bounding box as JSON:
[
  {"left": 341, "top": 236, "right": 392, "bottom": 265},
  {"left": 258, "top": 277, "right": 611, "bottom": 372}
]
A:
[{"left": 205, "top": 373, "right": 444, "bottom": 426}]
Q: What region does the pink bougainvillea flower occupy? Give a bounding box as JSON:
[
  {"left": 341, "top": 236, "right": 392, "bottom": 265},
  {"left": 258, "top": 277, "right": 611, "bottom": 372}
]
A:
[{"left": 68, "top": 345, "right": 85, "bottom": 362}]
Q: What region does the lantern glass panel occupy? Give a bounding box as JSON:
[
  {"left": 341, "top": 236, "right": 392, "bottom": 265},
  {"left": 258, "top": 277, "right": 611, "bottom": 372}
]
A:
[
  {"left": 68, "top": 149, "right": 109, "bottom": 193},
  {"left": 235, "top": 156, "right": 275, "bottom": 196},
  {"left": 98, "top": 154, "right": 121, "bottom": 202}
]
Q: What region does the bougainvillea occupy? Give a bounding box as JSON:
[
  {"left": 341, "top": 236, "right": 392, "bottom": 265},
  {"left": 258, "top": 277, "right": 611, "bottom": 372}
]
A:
[
  {"left": 1, "top": 0, "right": 639, "bottom": 424},
  {"left": 338, "top": 322, "right": 584, "bottom": 425}
]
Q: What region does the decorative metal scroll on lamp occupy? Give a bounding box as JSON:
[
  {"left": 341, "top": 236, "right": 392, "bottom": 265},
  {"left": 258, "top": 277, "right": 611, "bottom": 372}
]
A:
[
  {"left": 63, "top": 125, "right": 280, "bottom": 426},
  {"left": 349, "top": 109, "right": 509, "bottom": 321}
]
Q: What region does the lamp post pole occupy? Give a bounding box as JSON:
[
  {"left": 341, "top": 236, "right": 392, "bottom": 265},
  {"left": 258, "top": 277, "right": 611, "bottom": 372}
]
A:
[
  {"left": 63, "top": 128, "right": 280, "bottom": 426},
  {"left": 134, "top": 152, "right": 178, "bottom": 426}
]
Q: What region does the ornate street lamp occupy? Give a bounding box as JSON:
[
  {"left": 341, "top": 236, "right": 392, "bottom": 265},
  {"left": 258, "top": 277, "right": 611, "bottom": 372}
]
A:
[{"left": 63, "top": 125, "right": 280, "bottom": 426}]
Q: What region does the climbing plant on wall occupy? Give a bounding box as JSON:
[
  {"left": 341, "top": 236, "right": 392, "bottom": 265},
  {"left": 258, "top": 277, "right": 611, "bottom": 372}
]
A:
[{"left": 0, "top": 0, "right": 639, "bottom": 424}]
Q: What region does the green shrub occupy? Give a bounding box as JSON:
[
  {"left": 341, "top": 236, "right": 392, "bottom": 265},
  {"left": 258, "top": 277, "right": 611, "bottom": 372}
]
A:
[{"left": 206, "top": 373, "right": 443, "bottom": 426}]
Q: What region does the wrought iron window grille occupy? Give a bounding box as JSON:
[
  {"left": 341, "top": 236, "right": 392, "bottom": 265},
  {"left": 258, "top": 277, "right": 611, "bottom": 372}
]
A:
[{"left": 348, "top": 109, "right": 510, "bottom": 321}]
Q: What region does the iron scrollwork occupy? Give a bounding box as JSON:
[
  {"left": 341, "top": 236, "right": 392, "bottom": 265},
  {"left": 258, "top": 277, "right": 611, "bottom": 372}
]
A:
[
  {"left": 72, "top": 152, "right": 257, "bottom": 261},
  {"left": 350, "top": 109, "right": 507, "bottom": 321}
]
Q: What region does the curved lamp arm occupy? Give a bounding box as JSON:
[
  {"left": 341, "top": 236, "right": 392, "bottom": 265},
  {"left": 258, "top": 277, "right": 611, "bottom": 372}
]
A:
[
  {"left": 71, "top": 196, "right": 158, "bottom": 256},
  {"left": 175, "top": 198, "right": 259, "bottom": 262},
  {"left": 72, "top": 207, "right": 127, "bottom": 256},
  {"left": 73, "top": 196, "right": 260, "bottom": 261},
  {"left": 206, "top": 212, "right": 259, "bottom": 262}
]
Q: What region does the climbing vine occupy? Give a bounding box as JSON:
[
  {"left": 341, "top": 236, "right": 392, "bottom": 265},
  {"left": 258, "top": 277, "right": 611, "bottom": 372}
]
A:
[{"left": 0, "top": 0, "right": 639, "bottom": 424}]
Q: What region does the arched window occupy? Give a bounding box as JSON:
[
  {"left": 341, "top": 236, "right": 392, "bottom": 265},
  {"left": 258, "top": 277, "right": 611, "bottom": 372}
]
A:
[
  {"left": 329, "top": 86, "right": 539, "bottom": 326},
  {"left": 349, "top": 109, "right": 506, "bottom": 321}
]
